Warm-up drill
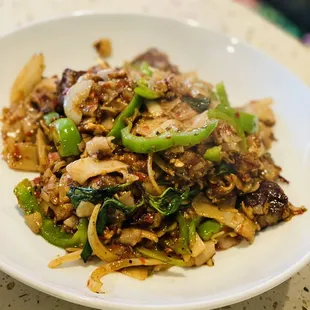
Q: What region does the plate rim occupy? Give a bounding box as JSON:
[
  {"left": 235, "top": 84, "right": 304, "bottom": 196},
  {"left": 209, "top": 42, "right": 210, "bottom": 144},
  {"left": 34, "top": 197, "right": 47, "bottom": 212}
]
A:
[{"left": 1, "top": 12, "right": 310, "bottom": 310}]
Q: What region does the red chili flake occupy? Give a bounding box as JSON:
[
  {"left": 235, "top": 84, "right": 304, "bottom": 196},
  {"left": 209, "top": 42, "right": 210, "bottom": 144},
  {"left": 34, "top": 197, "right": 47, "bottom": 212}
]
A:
[
  {"left": 140, "top": 257, "right": 146, "bottom": 264},
  {"left": 235, "top": 112, "right": 240, "bottom": 118},
  {"left": 48, "top": 152, "right": 60, "bottom": 162},
  {"left": 13, "top": 145, "right": 21, "bottom": 160},
  {"left": 34, "top": 191, "right": 40, "bottom": 198},
  {"left": 25, "top": 131, "right": 33, "bottom": 137},
  {"left": 134, "top": 172, "right": 148, "bottom": 182}
]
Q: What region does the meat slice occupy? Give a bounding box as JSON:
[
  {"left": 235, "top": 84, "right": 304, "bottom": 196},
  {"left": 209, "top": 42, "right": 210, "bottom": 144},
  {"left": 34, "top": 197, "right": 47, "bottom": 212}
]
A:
[
  {"left": 57, "top": 69, "right": 86, "bottom": 107},
  {"left": 241, "top": 181, "right": 291, "bottom": 228},
  {"left": 131, "top": 48, "right": 179, "bottom": 73}
]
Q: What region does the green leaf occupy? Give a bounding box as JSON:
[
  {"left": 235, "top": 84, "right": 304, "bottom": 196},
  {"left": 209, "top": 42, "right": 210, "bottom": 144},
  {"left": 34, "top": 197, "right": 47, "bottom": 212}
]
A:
[
  {"left": 80, "top": 197, "right": 142, "bottom": 263},
  {"left": 67, "top": 183, "right": 132, "bottom": 208},
  {"left": 182, "top": 96, "right": 211, "bottom": 113},
  {"left": 144, "top": 187, "right": 199, "bottom": 216}
]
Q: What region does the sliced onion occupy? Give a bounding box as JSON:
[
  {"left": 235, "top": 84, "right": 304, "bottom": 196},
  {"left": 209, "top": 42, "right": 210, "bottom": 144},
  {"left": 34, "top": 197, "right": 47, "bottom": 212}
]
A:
[
  {"left": 190, "top": 233, "right": 206, "bottom": 258},
  {"left": 87, "top": 258, "right": 162, "bottom": 293},
  {"left": 24, "top": 212, "right": 43, "bottom": 234},
  {"left": 119, "top": 228, "right": 158, "bottom": 246},
  {"left": 86, "top": 136, "right": 115, "bottom": 157},
  {"left": 192, "top": 193, "right": 257, "bottom": 242},
  {"left": 48, "top": 249, "right": 83, "bottom": 268},
  {"left": 153, "top": 154, "right": 175, "bottom": 176},
  {"left": 147, "top": 154, "right": 162, "bottom": 195},
  {"left": 96, "top": 69, "right": 115, "bottom": 81},
  {"left": 76, "top": 201, "right": 95, "bottom": 218},
  {"left": 66, "top": 157, "right": 128, "bottom": 185},
  {"left": 194, "top": 241, "right": 216, "bottom": 267},
  {"left": 145, "top": 100, "right": 163, "bottom": 117},
  {"left": 64, "top": 80, "right": 93, "bottom": 125},
  {"left": 217, "top": 235, "right": 240, "bottom": 250},
  {"left": 120, "top": 267, "right": 149, "bottom": 280},
  {"left": 88, "top": 204, "right": 119, "bottom": 263}
]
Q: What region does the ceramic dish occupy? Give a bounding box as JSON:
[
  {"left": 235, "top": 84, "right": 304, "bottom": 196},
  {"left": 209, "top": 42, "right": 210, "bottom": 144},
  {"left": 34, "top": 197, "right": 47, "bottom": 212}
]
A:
[{"left": 0, "top": 13, "right": 310, "bottom": 310}]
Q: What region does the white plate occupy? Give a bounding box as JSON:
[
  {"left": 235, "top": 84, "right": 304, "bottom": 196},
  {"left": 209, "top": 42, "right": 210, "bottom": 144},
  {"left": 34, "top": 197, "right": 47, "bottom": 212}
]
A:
[{"left": 0, "top": 13, "right": 310, "bottom": 310}]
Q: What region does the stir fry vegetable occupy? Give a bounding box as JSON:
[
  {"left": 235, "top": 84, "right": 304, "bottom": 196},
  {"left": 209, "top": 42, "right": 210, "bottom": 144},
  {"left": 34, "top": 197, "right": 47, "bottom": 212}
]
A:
[
  {"left": 134, "top": 80, "right": 161, "bottom": 99},
  {"left": 204, "top": 146, "right": 222, "bottom": 162},
  {"left": 5, "top": 46, "right": 305, "bottom": 292},
  {"left": 108, "top": 94, "right": 142, "bottom": 140},
  {"left": 51, "top": 118, "right": 81, "bottom": 157},
  {"left": 14, "top": 179, "right": 88, "bottom": 248},
  {"left": 121, "top": 120, "right": 218, "bottom": 153},
  {"left": 197, "top": 220, "right": 222, "bottom": 241},
  {"left": 182, "top": 96, "right": 211, "bottom": 113},
  {"left": 43, "top": 112, "right": 59, "bottom": 126}
]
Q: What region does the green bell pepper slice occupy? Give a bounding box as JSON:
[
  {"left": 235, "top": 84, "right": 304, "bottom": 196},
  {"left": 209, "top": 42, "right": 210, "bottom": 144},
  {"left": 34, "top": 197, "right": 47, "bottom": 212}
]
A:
[
  {"left": 14, "top": 179, "right": 88, "bottom": 249},
  {"left": 204, "top": 145, "right": 222, "bottom": 162},
  {"left": 43, "top": 112, "right": 59, "bottom": 126},
  {"left": 41, "top": 218, "right": 88, "bottom": 248},
  {"left": 108, "top": 94, "right": 143, "bottom": 140},
  {"left": 197, "top": 220, "right": 222, "bottom": 241},
  {"left": 140, "top": 62, "right": 153, "bottom": 77},
  {"left": 216, "top": 82, "right": 230, "bottom": 107},
  {"left": 134, "top": 80, "right": 161, "bottom": 99},
  {"left": 14, "top": 179, "right": 42, "bottom": 215},
  {"left": 239, "top": 111, "right": 259, "bottom": 134},
  {"left": 121, "top": 120, "right": 218, "bottom": 154},
  {"left": 51, "top": 118, "right": 82, "bottom": 157}
]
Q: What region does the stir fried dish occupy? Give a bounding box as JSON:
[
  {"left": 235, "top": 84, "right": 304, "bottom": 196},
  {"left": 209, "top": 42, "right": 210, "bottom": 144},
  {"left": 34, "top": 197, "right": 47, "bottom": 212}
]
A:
[{"left": 2, "top": 43, "right": 305, "bottom": 292}]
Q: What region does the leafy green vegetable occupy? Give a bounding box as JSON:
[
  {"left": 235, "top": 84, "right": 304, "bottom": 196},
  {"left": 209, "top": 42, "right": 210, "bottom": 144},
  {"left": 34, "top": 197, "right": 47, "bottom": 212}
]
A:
[
  {"left": 67, "top": 183, "right": 132, "bottom": 208},
  {"left": 143, "top": 187, "right": 199, "bottom": 216},
  {"left": 80, "top": 197, "right": 143, "bottom": 262},
  {"left": 81, "top": 206, "right": 107, "bottom": 263},
  {"left": 182, "top": 96, "right": 211, "bottom": 113},
  {"left": 216, "top": 163, "right": 235, "bottom": 176}
]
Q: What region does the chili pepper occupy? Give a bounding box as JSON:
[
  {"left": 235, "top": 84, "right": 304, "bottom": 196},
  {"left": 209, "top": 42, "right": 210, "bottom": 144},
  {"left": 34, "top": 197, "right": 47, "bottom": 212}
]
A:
[
  {"left": 211, "top": 82, "right": 258, "bottom": 149},
  {"left": 208, "top": 105, "right": 247, "bottom": 150},
  {"left": 204, "top": 145, "right": 222, "bottom": 162},
  {"left": 140, "top": 61, "right": 153, "bottom": 77},
  {"left": 51, "top": 118, "right": 81, "bottom": 157},
  {"left": 197, "top": 220, "right": 222, "bottom": 241},
  {"left": 108, "top": 94, "right": 142, "bottom": 140},
  {"left": 14, "top": 179, "right": 88, "bottom": 248},
  {"left": 134, "top": 80, "right": 161, "bottom": 99},
  {"left": 239, "top": 111, "right": 259, "bottom": 134},
  {"left": 121, "top": 120, "right": 218, "bottom": 154},
  {"left": 216, "top": 82, "right": 230, "bottom": 107},
  {"left": 43, "top": 112, "right": 59, "bottom": 126},
  {"left": 177, "top": 212, "right": 190, "bottom": 253},
  {"left": 14, "top": 179, "right": 42, "bottom": 215},
  {"left": 41, "top": 218, "right": 88, "bottom": 248}
]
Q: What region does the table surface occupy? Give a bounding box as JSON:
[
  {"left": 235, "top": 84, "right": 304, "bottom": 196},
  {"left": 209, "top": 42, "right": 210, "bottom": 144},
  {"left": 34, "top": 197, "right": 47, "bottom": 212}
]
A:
[{"left": 1, "top": 0, "right": 310, "bottom": 309}]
